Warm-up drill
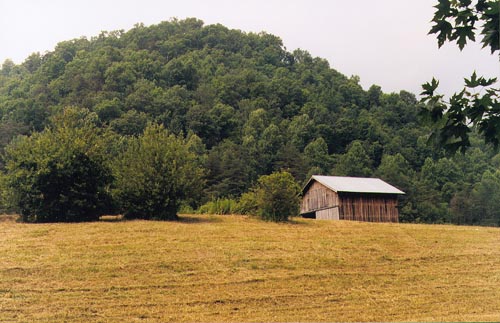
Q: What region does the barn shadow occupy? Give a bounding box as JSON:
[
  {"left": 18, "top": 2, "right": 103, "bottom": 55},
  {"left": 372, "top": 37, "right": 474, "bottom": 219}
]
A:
[
  {"left": 285, "top": 217, "right": 315, "bottom": 226},
  {"left": 177, "top": 214, "right": 223, "bottom": 224},
  {"left": 99, "top": 214, "right": 223, "bottom": 224},
  {"left": 99, "top": 215, "right": 124, "bottom": 222},
  {"left": 0, "top": 214, "right": 20, "bottom": 223}
]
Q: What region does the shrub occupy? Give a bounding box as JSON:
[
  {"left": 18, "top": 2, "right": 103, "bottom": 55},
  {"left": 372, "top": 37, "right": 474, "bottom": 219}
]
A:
[
  {"left": 0, "top": 171, "right": 11, "bottom": 213},
  {"left": 234, "top": 191, "right": 259, "bottom": 215},
  {"left": 197, "top": 198, "right": 238, "bottom": 215},
  {"left": 254, "top": 171, "right": 301, "bottom": 222},
  {"left": 235, "top": 171, "right": 300, "bottom": 221},
  {"left": 112, "top": 124, "right": 204, "bottom": 220},
  {"left": 3, "top": 107, "right": 113, "bottom": 222}
]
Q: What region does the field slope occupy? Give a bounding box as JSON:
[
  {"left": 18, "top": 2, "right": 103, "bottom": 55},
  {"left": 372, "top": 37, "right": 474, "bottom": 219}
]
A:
[{"left": 1, "top": 215, "right": 499, "bottom": 322}]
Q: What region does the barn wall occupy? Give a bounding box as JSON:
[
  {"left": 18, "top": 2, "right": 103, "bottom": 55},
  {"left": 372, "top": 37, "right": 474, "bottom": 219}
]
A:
[
  {"left": 300, "top": 181, "right": 339, "bottom": 214},
  {"left": 301, "top": 180, "right": 401, "bottom": 223},
  {"left": 339, "top": 193, "right": 399, "bottom": 223},
  {"left": 316, "top": 207, "right": 340, "bottom": 220}
]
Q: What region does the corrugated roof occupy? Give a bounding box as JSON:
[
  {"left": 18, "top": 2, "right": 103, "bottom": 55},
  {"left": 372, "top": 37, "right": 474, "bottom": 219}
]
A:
[{"left": 306, "top": 175, "right": 405, "bottom": 195}]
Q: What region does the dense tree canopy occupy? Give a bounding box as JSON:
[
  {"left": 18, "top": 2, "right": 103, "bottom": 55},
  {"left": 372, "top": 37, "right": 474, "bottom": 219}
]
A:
[{"left": 0, "top": 17, "right": 499, "bottom": 225}]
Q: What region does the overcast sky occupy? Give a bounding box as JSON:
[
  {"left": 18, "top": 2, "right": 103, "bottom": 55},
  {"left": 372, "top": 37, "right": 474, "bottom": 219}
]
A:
[{"left": 1, "top": 0, "right": 498, "bottom": 97}]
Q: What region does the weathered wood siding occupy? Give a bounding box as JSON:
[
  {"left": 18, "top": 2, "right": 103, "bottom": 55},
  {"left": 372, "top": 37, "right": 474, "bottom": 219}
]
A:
[
  {"left": 339, "top": 193, "right": 399, "bottom": 223},
  {"left": 300, "top": 181, "right": 339, "bottom": 214},
  {"left": 301, "top": 180, "right": 400, "bottom": 222},
  {"left": 316, "top": 207, "right": 340, "bottom": 220}
]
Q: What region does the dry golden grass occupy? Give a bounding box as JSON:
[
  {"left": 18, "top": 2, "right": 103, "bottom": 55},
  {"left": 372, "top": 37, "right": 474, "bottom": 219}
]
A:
[{"left": 1, "top": 214, "right": 499, "bottom": 322}]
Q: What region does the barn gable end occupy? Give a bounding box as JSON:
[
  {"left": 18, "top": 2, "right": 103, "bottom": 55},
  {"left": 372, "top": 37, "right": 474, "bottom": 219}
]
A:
[
  {"left": 301, "top": 176, "right": 404, "bottom": 223},
  {"left": 301, "top": 181, "right": 339, "bottom": 215}
]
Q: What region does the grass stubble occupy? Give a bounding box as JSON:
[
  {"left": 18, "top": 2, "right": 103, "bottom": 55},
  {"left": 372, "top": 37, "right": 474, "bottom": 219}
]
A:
[{"left": 0, "top": 214, "right": 499, "bottom": 322}]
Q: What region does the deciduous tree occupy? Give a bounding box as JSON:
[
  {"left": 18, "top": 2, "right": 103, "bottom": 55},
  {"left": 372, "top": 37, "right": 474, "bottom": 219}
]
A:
[
  {"left": 252, "top": 171, "right": 301, "bottom": 222},
  {"left": 112, "top": 124, "right": 204, "bottom": 220},
  {"left": 3, "top": 107, "right": 112, "bottom": 222}
]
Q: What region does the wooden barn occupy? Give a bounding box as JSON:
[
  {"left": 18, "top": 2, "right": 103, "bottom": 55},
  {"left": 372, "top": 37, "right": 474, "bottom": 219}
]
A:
[{"left": 301, "top": 175, "right": 405, "bottom": 222}]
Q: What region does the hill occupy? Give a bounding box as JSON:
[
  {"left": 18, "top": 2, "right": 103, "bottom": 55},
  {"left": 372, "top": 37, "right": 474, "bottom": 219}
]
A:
[
  {"left": 1, "top": 215, "right": 499, "bottom": 322},
  {"left": 1, "top": 18, "right": 500, "bottom": 225}
]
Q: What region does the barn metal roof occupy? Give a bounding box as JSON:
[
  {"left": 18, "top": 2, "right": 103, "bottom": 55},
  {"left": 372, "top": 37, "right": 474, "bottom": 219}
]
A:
[{"left": 305, "top": 175, "right": 405, "bottom": 195}]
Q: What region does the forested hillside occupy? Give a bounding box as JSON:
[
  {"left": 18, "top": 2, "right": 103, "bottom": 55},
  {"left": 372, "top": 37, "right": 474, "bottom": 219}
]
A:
[{"left": 0, "top": 18, "right": 498, "bottom": 225}]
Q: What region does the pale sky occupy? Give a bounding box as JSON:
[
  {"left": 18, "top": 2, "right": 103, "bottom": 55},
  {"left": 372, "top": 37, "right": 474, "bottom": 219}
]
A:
[{"left": 0, "top": 0, "right": 498, "bottom": 97}]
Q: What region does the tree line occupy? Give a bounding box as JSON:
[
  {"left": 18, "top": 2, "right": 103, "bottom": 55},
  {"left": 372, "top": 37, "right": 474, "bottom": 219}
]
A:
[{"left": 0, "top": 17, "right": 499, "bottom": 225}]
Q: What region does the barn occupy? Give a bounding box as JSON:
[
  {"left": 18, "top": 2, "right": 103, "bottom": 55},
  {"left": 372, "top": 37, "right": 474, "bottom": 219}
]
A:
[{"left": 301, "top": 175, "right": 405, "bottom": 222}]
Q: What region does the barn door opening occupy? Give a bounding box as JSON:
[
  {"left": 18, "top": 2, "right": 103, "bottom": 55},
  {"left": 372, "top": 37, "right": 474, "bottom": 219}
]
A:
[{"left": 301, "top": 211, "right": 316, "bottom": 219}]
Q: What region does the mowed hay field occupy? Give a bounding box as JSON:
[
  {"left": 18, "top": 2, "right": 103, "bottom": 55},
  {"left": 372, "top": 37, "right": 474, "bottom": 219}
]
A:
[{"left": 1, "top": 215, "right": 499, "bottom": 322}]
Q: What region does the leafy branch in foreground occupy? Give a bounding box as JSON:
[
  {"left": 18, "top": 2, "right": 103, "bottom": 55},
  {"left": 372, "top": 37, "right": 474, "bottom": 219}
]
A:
[
  {"left": 421, "top": 0, "right": 499, "bottom": 153},
  {"left": 421, "top": 73, "right": 500, "bottom": 153}
]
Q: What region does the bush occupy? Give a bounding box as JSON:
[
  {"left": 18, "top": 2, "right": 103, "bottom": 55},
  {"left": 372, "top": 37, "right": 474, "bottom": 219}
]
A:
[
  {"left": 236, "top": 171, "right": 300, "bottom": 221},
  {"left": 3, "top": 107, "right": 113, "bottom": 222},
  {"left": 112, "top": 124, "right": 204, "bottom": 220},
  {"left": 0, "top": 171, "right": 11, "bottom": 213},
  {"left": 254, "top": 171, "right": 301, "bottom": 222},
  {"left": 234, "top": 191, "right": 259, "bottom": 215},
  {"left": 197, "top": 172, "right": 300, "bottom": 221},
  {"left": 178, "top": 203, "right": 195, "bottom": 214},
  {"left": 197, "top": 198, "right": 238, "bottom": 215}
]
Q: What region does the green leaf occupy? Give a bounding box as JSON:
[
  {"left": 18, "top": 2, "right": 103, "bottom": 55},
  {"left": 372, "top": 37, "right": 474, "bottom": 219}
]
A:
[
  {"left": 468, "top": 94, "right": 491, "bottom": 122},
  {"left": 454, "top": 26, "right": 476, "bottom": 50},
  {"left": 458, "top": 0, "right": 472, "bottom": 7},
  {"left": 433, "top": 0, "right": 452, "bottom": 19},
  {"left": 421, "top": 78, "right": 440, "bottom": 97},
  {"left": 478, "top": 76, "right": 497, "bottom": 87},
  {"left": 475, "top": 0, "right": 488, "bottom": 12},
  {"left": 480, "top": 2, "right": 500, "bottom": 53},
  {"left": 464, "top": 71, "right": 479, "bottom": 87},
  {"left": 455, "top": 8, "right": 474, "bottom": 25},
  {"left": 429, "top": 20, "right": 454, "bottom": 47}
]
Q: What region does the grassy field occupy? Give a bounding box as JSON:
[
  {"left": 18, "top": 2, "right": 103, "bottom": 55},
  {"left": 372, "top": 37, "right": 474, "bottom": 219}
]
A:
[{"left": 0, "top": 214, "right": 499, "bottom": 322}]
